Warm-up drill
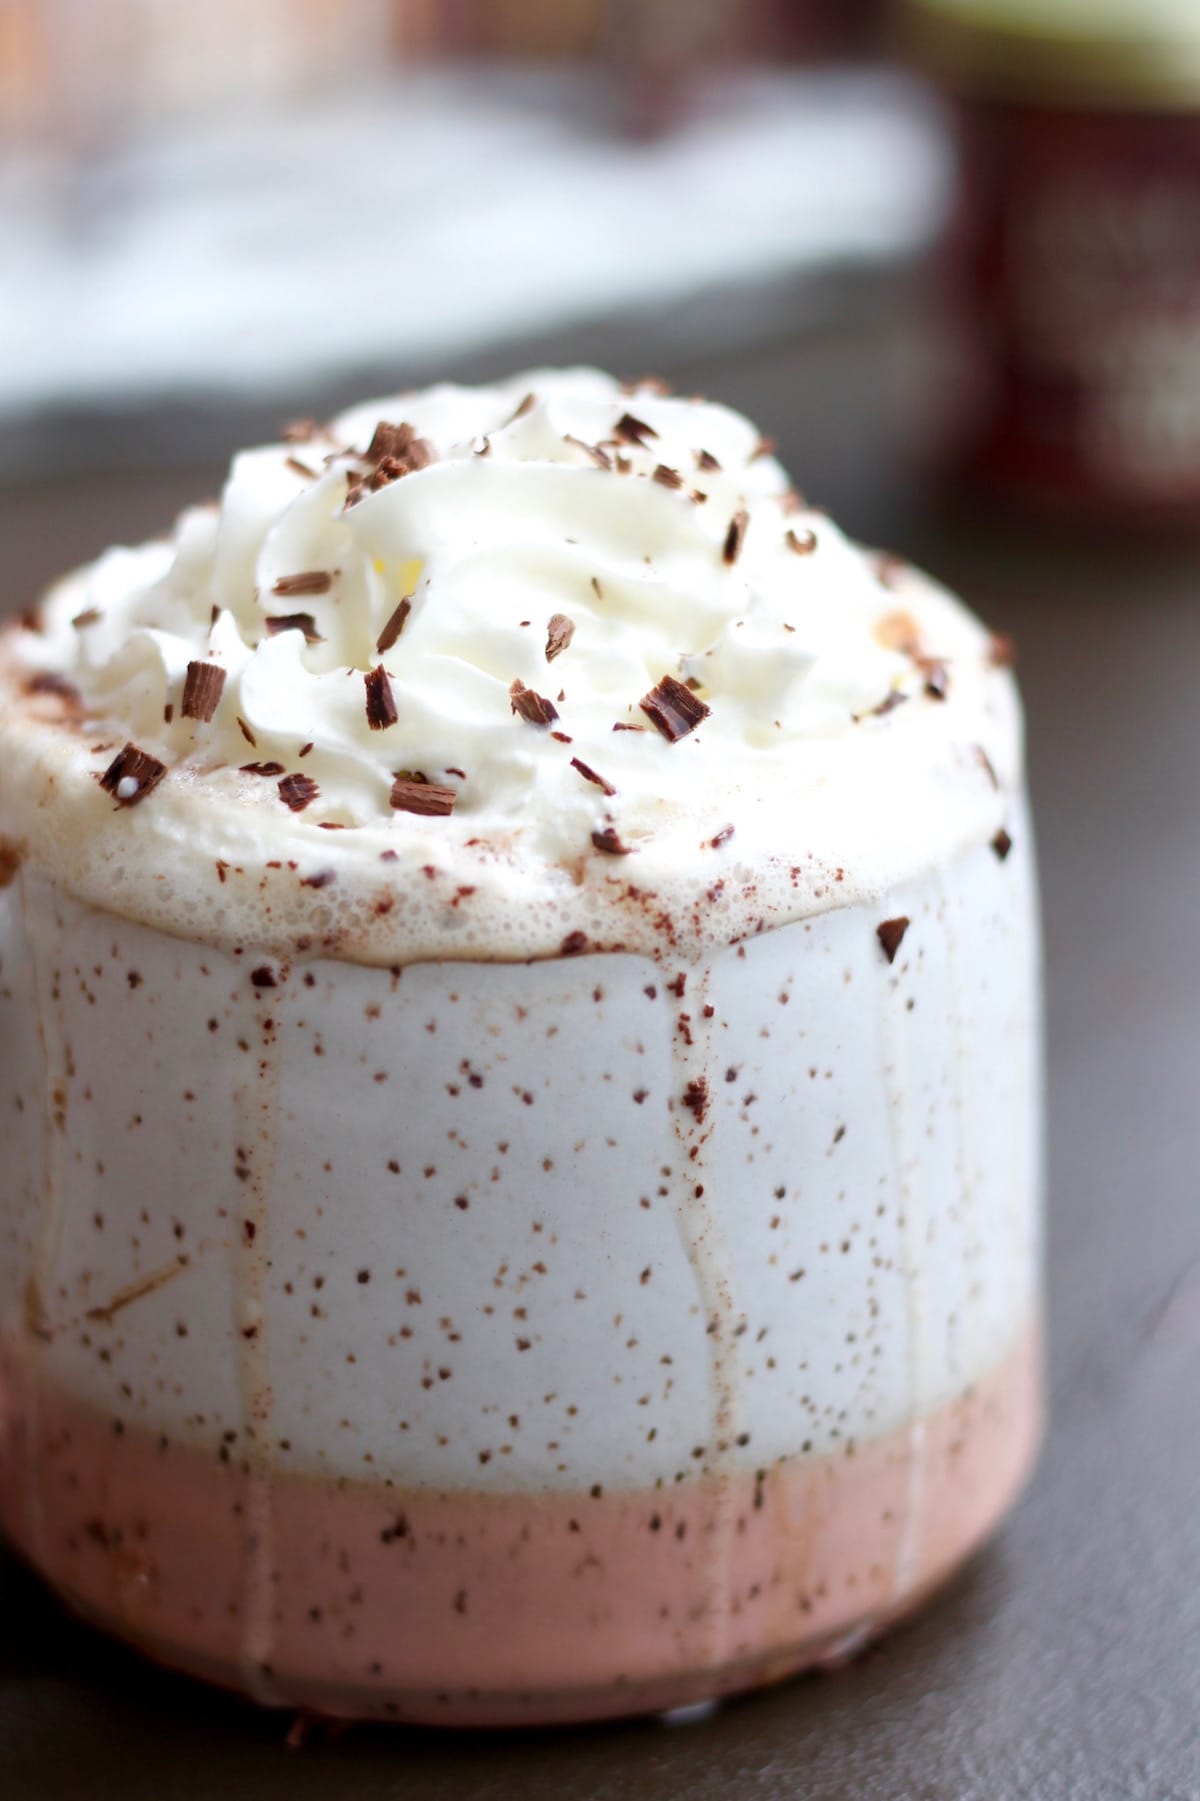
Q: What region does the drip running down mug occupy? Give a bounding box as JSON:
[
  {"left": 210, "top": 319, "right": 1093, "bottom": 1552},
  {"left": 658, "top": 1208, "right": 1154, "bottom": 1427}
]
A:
[{"left": 0, "top": 370, "right": 1043, "bottom": 1725}]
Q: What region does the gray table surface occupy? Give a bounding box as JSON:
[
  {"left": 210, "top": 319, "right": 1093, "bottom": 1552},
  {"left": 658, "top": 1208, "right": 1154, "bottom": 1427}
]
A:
[{"left": 1, "top": 330, "right": 1197, "bottom": 1799}]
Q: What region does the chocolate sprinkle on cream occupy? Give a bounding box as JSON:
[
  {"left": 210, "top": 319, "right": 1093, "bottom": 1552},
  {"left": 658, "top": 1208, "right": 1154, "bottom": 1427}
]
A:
[
  {"left": 921, "top": 659, "right": 950, "bottom": 701},
  {"left": 785, "top": 528, "right": 817, "bottom": 555},
  {"left": 506, "top": 392, "right": 537, "bottom": 425},
  {"left": 237, "top": 717, "right": 256, "bottom": 747},
  {"left": 640, "top": 675, "right": 710, "bottom": 742},
  {"left": 564, "top": 436, "right": 612, "bottom": 470},
  {"left": 545, "top": 613, "right": 575, "bottom": 662},
  {"left": 653, "top": 464, "right": 684, "bottom": 490},
  {"left": 560, "top": 930, "right": 589, "bottom": 956},
  {"left": 510, "top": 680, "right": 559, "bottom": 726},
  {"left": 696, "top": 449, "right": 721, "bottom": 472},
  {"left": 376, "top": 597, "right": 412, "bottom": 654},
  {"left": 181, "top": 660, "right": 226, "bottom": 722},
  {"left": 711, "top": 824, "right": 735, "bottom": 848},
  {"left": 876, "top": 917, "right": 910, "bottom": 964},
  {"left": 991, "top": 828, "right": 1013, "bottom": 862},
  {"left": 285, "top": 457, "right": 318, "bottom": 481},
  {"left": 571, "top": 757, "right": 616, "bottom": 797},
  {"left": 592, "top": 827, "right": 632, "bottom": 855},
  {"left": 99, "top": 743, "right": 167, "bottom": 808},
  {"left": 25, "top": 671, "right": 81, "bottom": 707},
  {"left": 615, "top": 412, "right": 658, "bottom": 446},
  {"left": 862, "top": 689, "right": 907, "bottom": 720},
  {"left": 278, "top": 772, "right": 319, "bottom": 812},
  {"left": 241, "top": 761, "right": 286, "bottom": 778},
  {"left": 390, "top": 777, "right": 456, "bottom": 817},
  {"left": 365, "top": 421, "right": 435, "bottom": 472},
  {"left": 722, "top": 508, "right": 749, "bottom": 564},
  {"left": 72, "top": 607, "right": 102, "bottom": 630},
  {"left": 365, "top": 665, "right": 399, "bottom": 731},
  {"left": 265, "top": 613, "right": 324, "bottom": 645},
  {"left": 272, "top": 571, "right": 333, "bottom": 597}
]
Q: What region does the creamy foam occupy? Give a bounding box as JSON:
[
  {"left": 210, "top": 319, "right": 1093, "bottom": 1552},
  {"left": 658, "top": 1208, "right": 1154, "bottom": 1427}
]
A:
[{"left": 0, "top": 369, "right": 1020, "bottom": 961}]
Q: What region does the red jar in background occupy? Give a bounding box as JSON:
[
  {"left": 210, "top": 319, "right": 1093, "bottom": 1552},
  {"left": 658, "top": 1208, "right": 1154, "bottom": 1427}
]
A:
[{"left": 905, "top": 0, "right": 1200, "bottom": 525}]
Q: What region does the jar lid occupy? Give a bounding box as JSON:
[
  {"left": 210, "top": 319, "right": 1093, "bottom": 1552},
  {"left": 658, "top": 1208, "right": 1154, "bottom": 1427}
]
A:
[{"left": 902, "top": 0, "right": 1200, "bottom": 109}]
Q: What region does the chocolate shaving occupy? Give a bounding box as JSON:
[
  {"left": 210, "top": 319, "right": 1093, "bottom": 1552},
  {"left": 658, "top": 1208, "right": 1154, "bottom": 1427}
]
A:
[
  {"left": 711, "top": 824, "right": 735, "bottom": 848},
  {"left": 238, "top": 717, "right": 256, "bottom": 746},
  {"left": 696, "top": 449, "right": 721, "bottom": 472},
  {"left": 991, "top": 828, "right": 1013, "bottom": 862},
  {"left": 545, "top": 613, "right": 575, "bottom": 662},
  {"left": 612, "top": 721, "right": 645, "bottom": 732},
  {"left": 301, "top": 869, "right": 337, "bottom": 889},
  {"left": 390, "top": 776, "right": 456, "bottom": 817},
  {"left": 560, "top": 930, "right": 589, "bottom": 956},
  {"left": 365, "top": 665, "right": 399, "bottom": 731},
  {"left": 285, "top": 457, "right": 318, "bottom": 481},
  {"left": 510, "top": 680, "right": 559, "bottom": 726},
  {"left": 571, "top": 758, "right": 616, "bottom": 797},
  {"left": 369, "top": 455, "right": 415, "bottom": 492},
  {"left": 640, "top": 675, "right": 710, "bottom": 742},
  {"left": 272, "top": 571, "right": 333, "bottom": 597},
  {"left": 615, "top": 412, "right": 658, "bottom": 446},
  {"left": 785, "top": 528, "right": 817, "bottom": 555},
  {"left": 365, "top": 421, "right": 435, "bottom": 472},
  {"left": 72, "top": 607, "right": 102, "bottom": 629},
  {"left": 550, "top": 730, "right": 573, "bottom": 744},
  {"left": 163, "top": 703, "right": 174, "bottom": 724},
  {"left": 592, "top": 827, "right": 632, "bottom": 856},
  {"left": 250, "top": 965, "right": 277, "bottom": 989},
  {"left": 975, "top": 745, "right": 1000, "bottom": 790},
  {"left": 181, "top": 660, "right": 226, "bottom": 723},
  {"left": 376, "top": 597, "right": 412, "bottom": 654},
  {"left": 653, "top": 464, "right": 684, "bottom": 490},
  {"left": 920, "top": 659, "right": 950, "bottom": 701},
  {"left": 876, "top": 917, "right": 910, "bottom": 965},
  {"left": 241, "top": 761, "right": 286, "bottom": 777},
  {"left": 265, "top": 614, "right": 324, "bottom": 646},
  {"left": 722, "top": 509, "right": 749, "bottom": 564},
  {"left": 99, "top": 743, "right": 167, "bottom": 808},
  {"left": 505, "top": 392, "right": 537, "bottom": 425},
  {"left": 868, "top": 690, "right": 908, "bottom": 719},
  {"left": 988, "top": 633, "right": 1017, "bottom": 669},
  {"left": 278, "top": 773, "right": 319, "bottom": 812},
  {"left": 25, "top": 671, "right": 81, "bottom": 707},
  {"left": 564, "top": 436, "right": 612, "bottom": 470}
]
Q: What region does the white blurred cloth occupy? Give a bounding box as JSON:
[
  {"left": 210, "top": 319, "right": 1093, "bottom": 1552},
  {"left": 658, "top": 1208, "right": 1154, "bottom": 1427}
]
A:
[{"left": 0, "top": 66, "right": 949, "bottom": 420}]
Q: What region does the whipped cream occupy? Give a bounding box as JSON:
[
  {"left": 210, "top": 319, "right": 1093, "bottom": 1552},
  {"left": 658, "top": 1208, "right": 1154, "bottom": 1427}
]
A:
[{"left": 0, "top": 369, "right": 1021, "bottom": 960}]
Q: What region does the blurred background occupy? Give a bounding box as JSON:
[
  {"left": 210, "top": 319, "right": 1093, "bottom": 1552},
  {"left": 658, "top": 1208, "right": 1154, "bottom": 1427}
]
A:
[{"left": 2, "top": 5, "right": 1200, "bottom": 1795}]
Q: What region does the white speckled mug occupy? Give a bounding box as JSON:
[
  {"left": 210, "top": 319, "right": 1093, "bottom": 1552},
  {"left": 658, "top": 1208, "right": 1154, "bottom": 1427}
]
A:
[
  {"left": 0, "top": 824, "right": 1041, "bottom": 1724},
  {"left": 0, "top": 371, "right": 1043, "bottom": 1724}
]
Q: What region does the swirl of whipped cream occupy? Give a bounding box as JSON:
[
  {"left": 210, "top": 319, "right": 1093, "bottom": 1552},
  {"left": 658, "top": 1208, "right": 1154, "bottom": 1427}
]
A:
[{"left": 1, "top": 369, "right": 1021, "bottom": 960}]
